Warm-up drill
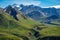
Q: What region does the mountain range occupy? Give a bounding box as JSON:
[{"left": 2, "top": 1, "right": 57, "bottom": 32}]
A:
[
  {"left": 0, "top": 4, "right": 60, "bottom": 40},
  {"left": 5, "top": 4, "right": 60, "bottom": 23}
]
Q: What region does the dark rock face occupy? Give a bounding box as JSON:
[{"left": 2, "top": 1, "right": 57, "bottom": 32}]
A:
[
  {"left": 20, "top": 36, "right": 29, "bottom": 40},
  {"left": 38, "top": 36, "right": 60, "bottom": 40},
  {"left": 37, "top": 38, "right": 41, "bottom": 40},
  {"left": 5, "top": 5, "right": 18, "bottom": 20},
  {"left": 34, "top": 31, "right": 40, "bottom": 38},
  {"left": 26, "top": 11, "right": 44, "bottom": 20},
  {"left": 30, "top": 29, "right": 40, "bottom": 38}
]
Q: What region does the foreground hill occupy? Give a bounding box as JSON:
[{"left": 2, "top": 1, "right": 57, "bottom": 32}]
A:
[
  {"left": 0, "top": 8, "right": 60, "bottom": 40},
  {"left": 0, "top": 8, "right": 40, "bottom": 40}
]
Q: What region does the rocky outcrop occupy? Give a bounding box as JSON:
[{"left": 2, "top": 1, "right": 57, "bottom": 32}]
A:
[
  {"left": 38, "top": 36, "right": 60, "bottom": 40},
  {"left": 5, "top": 5, "right": 18, "bottom": 20}
]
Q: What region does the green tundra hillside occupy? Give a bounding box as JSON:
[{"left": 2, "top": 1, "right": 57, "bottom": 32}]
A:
[
  {"left": 0, "top": 8, "right": 60, "bottom": 40},
  {"left": 0, "top": 9, "right": 40, "bottom": 40}
]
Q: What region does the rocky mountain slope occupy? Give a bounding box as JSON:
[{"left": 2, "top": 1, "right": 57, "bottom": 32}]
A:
[
  {"left": 19, "top": 5, "right": 60, "bottom": 22},
  {"left": 0, "top": 5, "right": 60, "bottom": 40}
]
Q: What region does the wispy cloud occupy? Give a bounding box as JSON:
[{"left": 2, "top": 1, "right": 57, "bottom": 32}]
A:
[
  {"left": 0, "top": 0, "right": 60, "bottom": 8},
  {"left": 21, "top": 1, "right": 41, "bottom": 6}
]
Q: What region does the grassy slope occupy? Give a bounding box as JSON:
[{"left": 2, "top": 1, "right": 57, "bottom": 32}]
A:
[
  {"left": 0, "top": 12, "right": 40, "bottom": 40},
  {"left": 0, "top": 11, "right": 60, "bottom": 40},
  {"left": 0, "top": 12, "right": 23, "bottom": 40},
  {"left": 40, "top": 26, "right": 60, "bottom": 37}
]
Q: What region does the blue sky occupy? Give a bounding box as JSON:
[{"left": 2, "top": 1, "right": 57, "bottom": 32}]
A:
[{"left": 0, "top": 0, "right": 60, "bottom": 8}]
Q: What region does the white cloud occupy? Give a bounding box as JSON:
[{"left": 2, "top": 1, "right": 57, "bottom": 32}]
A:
[
  {"left": 42, "top": 5, "right": 60, "bottom": 8},
  {"left": 50, "top": 5, "right": 60, "bottom": 8}
]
